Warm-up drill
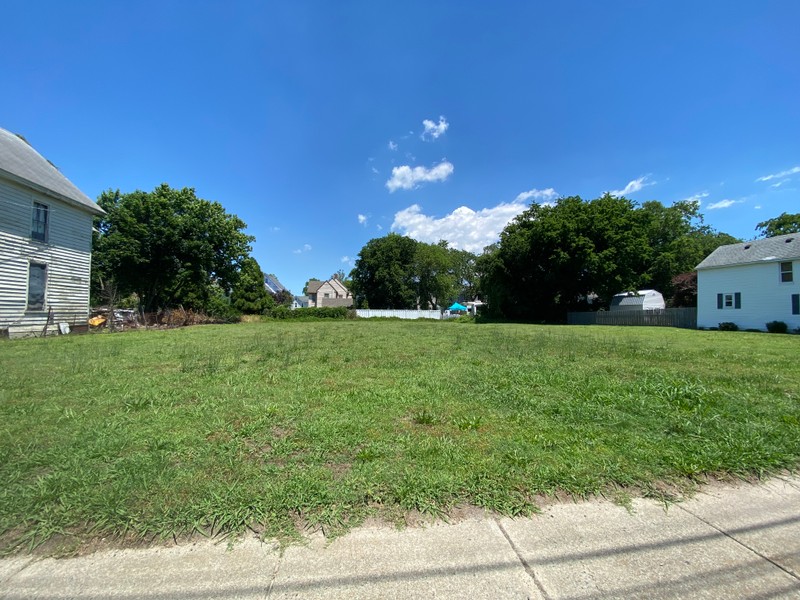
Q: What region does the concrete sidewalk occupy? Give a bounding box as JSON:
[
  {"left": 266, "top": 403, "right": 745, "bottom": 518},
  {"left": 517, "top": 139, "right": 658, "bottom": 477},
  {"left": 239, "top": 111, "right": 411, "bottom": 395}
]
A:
[{"left": 1, "top": 476, "right": 798, "bottom": 599}]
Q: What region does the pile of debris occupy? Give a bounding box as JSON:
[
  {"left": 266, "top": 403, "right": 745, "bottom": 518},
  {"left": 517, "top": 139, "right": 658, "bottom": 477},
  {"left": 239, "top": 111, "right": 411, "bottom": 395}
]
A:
[{"left": 89, "top": 307, "right": 140, "bottom": 331}]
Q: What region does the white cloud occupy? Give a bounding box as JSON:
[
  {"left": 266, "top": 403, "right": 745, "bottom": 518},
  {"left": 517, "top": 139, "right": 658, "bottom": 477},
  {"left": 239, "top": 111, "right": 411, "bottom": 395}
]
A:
[
  {"left": 376, "top": 224, "right": 383, "bottom": 230},
  {"left": 392, "top": 201, "right": 529, "bottom": 253},
  {"left": 386, "top": 160, "right": 454, "bottom": 192},
  {"left": 358, "top": 214, "right": 368, "bottom": 225},
  {"left": 609, "top": 175, "right": 654, "bottom": 197},
  {"left": 388, "top": 140, "right": 398, "bottom": 151},
  {"left": 371, "top": 167, "right": 379, "bottom": 175},
  {"left": 707, "top": 199, "right": 742, "bottom": 210},
  {"left": 421, "top": 116, "right": 449, "bottom": 141},
  {"left": 340, "top": 255, "right": 350, "bottom": 263},
  {"left": 681, "top": 191, "right": 709, "bottom": 205},
  {"left": 770, "top": 179, "right": 789, "bottom": 188},
  {"left": 755, "top": 205, "right": 762, "bottom": 210},
  {"left": 514, "top": 188, "right": 558, "bottom": 204},
  {"left": 756, "top": 166, "right": 800, "bottom": 182},
  {"left": 292, "top": 243, "right": 312, "bottom": 254}
]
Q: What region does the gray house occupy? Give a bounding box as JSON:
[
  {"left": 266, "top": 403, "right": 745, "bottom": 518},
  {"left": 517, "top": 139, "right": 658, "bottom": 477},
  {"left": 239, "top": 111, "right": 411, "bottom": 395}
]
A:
[{"left": 0, "top": 128, "right": 104, "bottom": 337}]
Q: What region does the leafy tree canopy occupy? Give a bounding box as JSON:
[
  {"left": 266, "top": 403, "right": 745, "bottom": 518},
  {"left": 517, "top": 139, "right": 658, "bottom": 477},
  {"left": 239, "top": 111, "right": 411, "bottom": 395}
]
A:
[
  {"left": 231, "top": 257, "right": 275, "bottom": 314},
  {"left": 350, "top": 234, "right": 475, "bottom": 309},
  {"left": 92, "top": 184, "right": 254, "bottom": 312},
  {"left": 756, "top": 212, "right": 800, "bottom": 238},
  {"left": 480, "top": 194, "right": 738, "bottom": 321}
]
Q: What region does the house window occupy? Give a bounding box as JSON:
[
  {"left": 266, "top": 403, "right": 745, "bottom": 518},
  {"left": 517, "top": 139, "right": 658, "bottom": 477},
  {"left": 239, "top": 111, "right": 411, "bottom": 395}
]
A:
[
  {"left": 27, "top": 263, "right": 47, "bottom": 310},
  {"left": 31, "top": 202, "right": 49, "bottom": 242},
  {"left": 792, "top": 294, "right": 799, "bottom": 315},
  {"left": 780, "top": 262, "right": 793, "bottom": 283},
  {"left": 323, "top": 293, "right": 330, "bottom": 298},
  {"left": 717, "top": 292, "right": 741, "bottom": 309}
]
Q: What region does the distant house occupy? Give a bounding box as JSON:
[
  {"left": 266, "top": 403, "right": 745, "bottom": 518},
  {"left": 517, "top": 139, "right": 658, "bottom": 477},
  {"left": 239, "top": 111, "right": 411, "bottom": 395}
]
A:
[
  {"left": 0, "top": 128, "right": 104, "bottom": 338},
  {"left": 306, "top": 276, "right": 352, "bottom": 308},
  {"left": 610, "top": 290, "right": 665, "bottom": 312},
  {"left": 696, "top": 234, "right": 799, "bottom": 331},
  {"left": 292, "top": 295, "right": 310, "bottom": 309}
]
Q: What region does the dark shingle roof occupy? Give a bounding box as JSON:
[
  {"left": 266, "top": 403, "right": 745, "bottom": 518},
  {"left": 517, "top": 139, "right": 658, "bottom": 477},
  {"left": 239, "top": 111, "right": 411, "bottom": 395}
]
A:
[
  {"left": 0, "top": 127, "right": 103, "bottom": 215},
  {"left": 306, "top": 280, "right": 323, "bottom": 294},
  {"left": 696, "top": 234, "right": 800, "bottom": 269}
]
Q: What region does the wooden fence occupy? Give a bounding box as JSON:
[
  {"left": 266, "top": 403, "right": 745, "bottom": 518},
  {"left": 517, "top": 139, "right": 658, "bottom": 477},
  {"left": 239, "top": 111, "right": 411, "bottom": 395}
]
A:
[
  {"left": 567, "top": 308, "right": 697, "bottom": 329},
  {"left": 355, "top": 309, "right": 442, "bottom": 320}
]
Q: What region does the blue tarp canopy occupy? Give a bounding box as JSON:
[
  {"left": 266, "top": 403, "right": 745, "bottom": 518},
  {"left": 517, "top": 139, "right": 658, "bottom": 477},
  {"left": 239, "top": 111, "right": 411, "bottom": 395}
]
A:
[{"left": 448, "top": 302, "right": 468, "bottom": 311}]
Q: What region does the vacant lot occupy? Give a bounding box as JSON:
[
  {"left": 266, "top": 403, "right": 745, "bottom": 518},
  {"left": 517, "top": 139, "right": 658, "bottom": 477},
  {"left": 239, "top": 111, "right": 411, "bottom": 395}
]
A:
[{"left": 1, "top": 321, "right": 798, "bottom": 553}]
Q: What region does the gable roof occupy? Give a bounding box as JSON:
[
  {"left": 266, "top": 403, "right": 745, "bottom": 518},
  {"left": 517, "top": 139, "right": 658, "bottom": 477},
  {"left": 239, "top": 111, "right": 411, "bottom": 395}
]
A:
[
  {"left": 696, "top": 233, "right": 800, "bottom": 270},
  {"left": 264, "top": 273, "right": 286, "bottom": 294},
  {"left": 0, "top": 127, "right": 103, "bottom": 216},
  {"left": 306, "top": 280, "right": 323, "bottom": 294}
]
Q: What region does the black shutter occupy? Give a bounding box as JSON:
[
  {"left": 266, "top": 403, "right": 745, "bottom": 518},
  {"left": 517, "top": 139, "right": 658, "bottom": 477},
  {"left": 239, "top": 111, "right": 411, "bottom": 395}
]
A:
[
  {"left": 734, "top": 292, "right": 741, "bottom": 309},
  {"left": 792, "top": 294, "right": 799, "bottom": 315},
  {"left": 717, "top": 294, "right": 723, "bottom": 309}
]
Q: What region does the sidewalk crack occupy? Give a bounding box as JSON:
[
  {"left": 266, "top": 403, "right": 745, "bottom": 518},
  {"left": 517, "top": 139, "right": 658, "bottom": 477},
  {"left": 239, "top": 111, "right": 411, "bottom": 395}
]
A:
[
  {"left": 0, "top": 557, "right": 36, "bottom": 585},
  {"left": 494, "top": 518, "right": 552, "bottom": 600},
  {"left": 677, "top": 504, "right": 800, "bottom": 582},
  {"left": 264, "top": 549, "right": 283, "bottom": 599}
]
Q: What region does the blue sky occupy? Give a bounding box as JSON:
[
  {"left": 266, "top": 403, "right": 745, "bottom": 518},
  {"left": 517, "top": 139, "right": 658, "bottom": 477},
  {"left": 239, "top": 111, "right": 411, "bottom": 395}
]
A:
[{"left": 2, "top": 2, "right": 798, "bottom": 295}]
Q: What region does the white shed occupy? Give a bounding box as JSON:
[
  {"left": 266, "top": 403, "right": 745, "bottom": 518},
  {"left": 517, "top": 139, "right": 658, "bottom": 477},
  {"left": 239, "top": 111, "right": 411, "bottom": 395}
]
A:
[{"left": 610, "top": 289, "right": 665, "bottom": 312}]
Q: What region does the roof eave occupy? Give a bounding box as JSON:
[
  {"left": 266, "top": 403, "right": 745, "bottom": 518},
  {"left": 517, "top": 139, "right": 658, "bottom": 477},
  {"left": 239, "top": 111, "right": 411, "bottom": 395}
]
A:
[{"left": 0, "top": 167, "right": 105, "bottom": 216}]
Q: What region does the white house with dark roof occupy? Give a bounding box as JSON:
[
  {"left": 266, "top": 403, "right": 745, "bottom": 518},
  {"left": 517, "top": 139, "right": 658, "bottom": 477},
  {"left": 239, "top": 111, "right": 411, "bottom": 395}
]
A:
[
  {"left": 0, "top": 128, "right": 104, "bottom": 337},
  {"left": 696, "top": 233, "right": 800, "bottom": 331}
]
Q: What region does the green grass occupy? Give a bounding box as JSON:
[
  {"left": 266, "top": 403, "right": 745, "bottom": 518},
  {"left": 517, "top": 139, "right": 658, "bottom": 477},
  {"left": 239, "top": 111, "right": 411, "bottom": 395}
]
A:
[{"left": 1, "top": 321, "right": 799, "bottom": 553}]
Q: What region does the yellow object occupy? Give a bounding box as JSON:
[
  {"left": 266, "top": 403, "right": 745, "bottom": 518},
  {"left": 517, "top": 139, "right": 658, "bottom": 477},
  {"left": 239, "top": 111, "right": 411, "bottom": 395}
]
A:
[{"left": 88, "top": 316, "right": 107, "bottom": 327}]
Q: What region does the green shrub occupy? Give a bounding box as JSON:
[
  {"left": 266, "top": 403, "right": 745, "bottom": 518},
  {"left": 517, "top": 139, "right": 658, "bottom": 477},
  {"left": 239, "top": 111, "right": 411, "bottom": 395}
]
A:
[
  {"left": 766, "top": 321, "right": 788, "bottom": 334},
  {"left": 718, "top": 322, "right": 739, "bottom": 332},
  {"left": 265, "top": 306, "right": 351, "bottom": 320}
]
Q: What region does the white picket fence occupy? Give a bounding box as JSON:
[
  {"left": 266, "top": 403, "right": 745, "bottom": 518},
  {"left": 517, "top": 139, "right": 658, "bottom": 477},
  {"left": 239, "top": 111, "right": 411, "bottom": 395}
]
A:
[{"left": 355, "top": 309, "right": 442, "bottom": 320}]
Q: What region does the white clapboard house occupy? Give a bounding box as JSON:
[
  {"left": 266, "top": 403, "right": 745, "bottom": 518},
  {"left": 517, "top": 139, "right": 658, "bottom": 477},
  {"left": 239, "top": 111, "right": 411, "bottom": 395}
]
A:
[
  {"left": 696, "top": 233, "right": 800, "bottom": 331},
  {"left": 0, "top": 128, "right": 104, "bottom": 337}
]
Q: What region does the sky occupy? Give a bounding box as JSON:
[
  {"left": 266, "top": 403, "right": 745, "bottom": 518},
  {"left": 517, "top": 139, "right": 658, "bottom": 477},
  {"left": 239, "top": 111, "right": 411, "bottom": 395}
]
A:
[{"left": 2, "top": 1, "right": 798, "bottom": 296}]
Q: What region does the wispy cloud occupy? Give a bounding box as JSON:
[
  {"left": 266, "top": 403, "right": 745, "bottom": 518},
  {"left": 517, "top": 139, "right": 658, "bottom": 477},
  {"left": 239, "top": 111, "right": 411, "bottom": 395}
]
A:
[
  {"left": 386, "top": 160, "right": 454, "bottom": 192},
  {"left": 681, "top": 191, "right": 709, "bottom": 205},
  {"left": 388, "top": 140, "right": 398, "bottom": 151},
  {"left": 392, "top": 201, "right": 528, "bottom": 253},
  {"left": 340, "top": 255, "right": 350, "bottom": 263},
  {"left": 756, "top": 166, "right": 800, "bottom": 182},
  {"left": 292, "top": 243, "right": 312, "bottom": 254},
  {"left": 609, "top": 175, "right": 654, "bottom": 197},
  {"left": 770, "top": 179, "right": 790, "bottom": 188},
  {"left": 357, "top": 214, "right": 368, "bottom": 225},
  {"left": 376, "top": 224, "right": 383, "bottom": 230},
  {"left": 421, "top": 116, "right": 449, "bottom": 141},
  {"left": 706, "top": 199, "right": 742, "bottom": 210},
  {"left": 514, "top": 188, "right": 558, "bottom": 204}
]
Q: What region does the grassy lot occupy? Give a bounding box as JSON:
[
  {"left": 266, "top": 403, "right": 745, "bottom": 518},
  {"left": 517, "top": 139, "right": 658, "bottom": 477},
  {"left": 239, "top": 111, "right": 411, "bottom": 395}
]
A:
[{"left": 1, "top": 321, "right": 798, "bottom": 553}]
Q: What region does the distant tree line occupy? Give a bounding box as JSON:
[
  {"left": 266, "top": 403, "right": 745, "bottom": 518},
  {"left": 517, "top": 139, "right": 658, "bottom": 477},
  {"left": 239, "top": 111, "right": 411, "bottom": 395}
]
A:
[
  {"left": 476, "top": 194, "right": 740, "bottom": 321},
  {"left": 348, "top": 195, "right": 765, "bottom": 320},
  {"left": 349, "top": 234, "right": 477, "bottom": 309},
  {"left": 91, "top": 184, "right": 287, "bottom": 318}
]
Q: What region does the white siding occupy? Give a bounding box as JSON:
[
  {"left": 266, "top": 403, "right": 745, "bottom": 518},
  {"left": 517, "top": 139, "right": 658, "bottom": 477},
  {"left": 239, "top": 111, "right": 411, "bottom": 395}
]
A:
[
  {"left": 0, "top": 178, "right": 94, "bottom": 337},
  {"left": 697, "top": 261, "right": 800, "bottom": 331}
]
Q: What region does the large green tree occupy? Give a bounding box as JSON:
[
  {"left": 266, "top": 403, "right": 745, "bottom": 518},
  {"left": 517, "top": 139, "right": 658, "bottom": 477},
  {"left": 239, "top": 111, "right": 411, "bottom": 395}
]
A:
[
  {"left": 756, "top": 212, "right": 800, "bottom": 237},
  {"left": 480, "top": 194, "right": 737, "bottom": 321},
  {"left": 350, "top": 234, "right": 474, "bottom": 309},
  {"left": 231, "top": 257, "right": 275, "bottom": 314},
  {"left": 92, "top": 184, "right": 254, "bottom": 312},
  {"left": 350, "top": 234, "right": 418, "bottom": 308}
]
